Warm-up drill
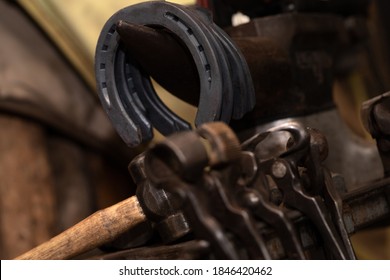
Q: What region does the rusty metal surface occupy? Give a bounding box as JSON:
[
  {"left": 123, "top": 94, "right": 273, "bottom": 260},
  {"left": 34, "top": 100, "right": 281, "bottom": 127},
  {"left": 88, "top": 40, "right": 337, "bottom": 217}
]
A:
[
  {"left": 362, "top": 92, "right": 390, "bottom": 177},
  {"left": 342, "top": 178, "right": 390, "bottom": 233},
  {"left": 238, "top": 109, "right": 384, "bottom": 189},
  {"left": 113, "top": 123, "right": 390, "bottom": 259},
  {"left": 92, "top": 179, "right": 390, "bottom": 260},
  {"left": 130, "top": 154, "right": 190, "bottom": 243},
  {"left": 135, "top": 120, "right": 389, "bottom": 259}
]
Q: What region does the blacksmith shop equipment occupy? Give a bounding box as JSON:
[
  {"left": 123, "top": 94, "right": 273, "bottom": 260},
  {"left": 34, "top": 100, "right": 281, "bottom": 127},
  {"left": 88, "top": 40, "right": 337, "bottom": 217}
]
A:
[
  {"left": 95, "top": 1, "right": 255, "bottom": 146},
  {"left": 14, "top": 0, "right": 390, "bottom": 259},
  {"left": 15, "top": 121, "right": 390, "bottom": 259}
]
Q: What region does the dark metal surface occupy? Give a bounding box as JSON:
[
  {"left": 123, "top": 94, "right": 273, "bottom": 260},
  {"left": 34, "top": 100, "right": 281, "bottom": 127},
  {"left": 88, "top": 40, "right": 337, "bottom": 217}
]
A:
[
  {"left": 228, "top": 14, "right": 348, "bottom": 130},
  {"left": 95, "top": 1, "right": 255, "bottom": 147},
  {"left": 93, "top": 240, "right": 210, "bottom": 260},
  {"left": 237, "top": 153, "right": 306, "bottom": 259},
  {"left": 116, "top": 21, "right": 201, "bottom": 106},
  {"left": 129, "top": 154, "right": 190, "bottom": 244},
  {"left": 243, "top": 123, "right": 349, "bottom": 259},
  {"left": 342, "top": 178, "right": 390, "bottom": 233},
  {"left": 362, "top": 92, "right": 390, "bottom": 176},
  {"left": 138, "top": 121, "right": 390, "bottom": 259},
  {"left": 197, "top": 0, "right": 370, "bottom": 27},
  {"left": 144, "top": 122, "right": 249, "bottom": 259},
  {"left": 145, "top": 177, "right": 390, "bottom": 260}
]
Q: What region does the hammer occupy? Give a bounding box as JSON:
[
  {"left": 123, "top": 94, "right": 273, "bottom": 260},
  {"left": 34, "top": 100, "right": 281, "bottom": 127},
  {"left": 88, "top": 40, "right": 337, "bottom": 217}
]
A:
[
  {"left": 15, "top": 121, "right": 234, "bottom": 260},
  {"left": 15, "top": 196, "right": 145, "bottom": 260}
]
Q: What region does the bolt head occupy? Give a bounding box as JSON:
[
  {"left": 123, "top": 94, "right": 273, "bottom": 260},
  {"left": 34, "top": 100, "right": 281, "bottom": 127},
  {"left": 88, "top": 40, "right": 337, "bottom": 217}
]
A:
[{"left": 272, "top": 161, "right": 287, "bottom": 178}]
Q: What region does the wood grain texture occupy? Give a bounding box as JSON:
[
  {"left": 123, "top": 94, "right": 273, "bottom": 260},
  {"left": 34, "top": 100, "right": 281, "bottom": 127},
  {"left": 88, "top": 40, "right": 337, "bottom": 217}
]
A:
[
  {"left": 0, "top": 115, "right": 56, "bottom": 259},
  {"left": 47, "top": 137, "right": 94, "bottom": 232},
  {"left": 15, "top": 196, "right": 146, "bottom": 260}
]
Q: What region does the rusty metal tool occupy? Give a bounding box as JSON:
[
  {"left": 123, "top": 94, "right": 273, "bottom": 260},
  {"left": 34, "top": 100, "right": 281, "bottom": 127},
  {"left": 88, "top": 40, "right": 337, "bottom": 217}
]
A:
[
  {"left": 197, "top": 123, "right": 271, "bottom": 259},
  {"left": 129, "top": 153, "right": 191, "bottom": 243},
  {"left": 145, "top": 130, "right": 239, "bottom": 259},
  {"left": 243, "top": 123, "right": 350, "bottom": 259},
  {"left": 15, "top": 153, "right": 191, "bottom": 260},
  {"left": 304, "top": 128, "right": 356, "bottom": 259},
  {"left": 144, "top": 122, "right": 271, "bottom": 259},
  {"left": 204, "top": 172, "right": 271, "bottom": 259},
  {"left": 237, "top": 152, "right": 306, "bottom": 259},
  {"left": 14, "top": 120, "right": 390, "bottom": 259},
  {"left": 361, "top": 91, "right": 390, "bottom": 176}
]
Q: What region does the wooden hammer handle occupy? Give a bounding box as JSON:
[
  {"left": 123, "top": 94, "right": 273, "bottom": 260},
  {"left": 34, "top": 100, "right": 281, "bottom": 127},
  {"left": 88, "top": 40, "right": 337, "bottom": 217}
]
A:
[{"left": 15, "top": 196, "right": 146, "bottom": 260}]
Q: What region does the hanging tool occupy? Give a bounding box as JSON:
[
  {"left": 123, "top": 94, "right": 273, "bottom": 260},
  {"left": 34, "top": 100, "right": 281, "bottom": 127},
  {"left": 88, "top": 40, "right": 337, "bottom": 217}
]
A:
[
  {"left": 243, "top": 123, "right": 350, "bottom": 259},
  {"left": 144, "top": 122, "right": 270, "bottom": 259},
  {"left": 237, "top": 152, "right": 306, "bottom": 259},
  {"left": 95, "top": 1, "right": 255, "bottom": 146},
  {"left": 14, "top": 121, "right": 390, "bottom": 259}
]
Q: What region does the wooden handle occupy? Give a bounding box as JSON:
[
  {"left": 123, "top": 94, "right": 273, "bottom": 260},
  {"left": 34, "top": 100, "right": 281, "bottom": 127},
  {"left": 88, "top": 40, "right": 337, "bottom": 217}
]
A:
[{"left": 15, "top": 196, "right": 146, "bottom": 260}]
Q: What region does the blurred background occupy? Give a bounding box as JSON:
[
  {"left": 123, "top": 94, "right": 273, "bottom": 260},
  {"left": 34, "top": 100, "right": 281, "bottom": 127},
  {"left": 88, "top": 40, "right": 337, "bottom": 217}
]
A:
[{"left": 0, "top": 0, "right": 389, "bottom": 259}]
